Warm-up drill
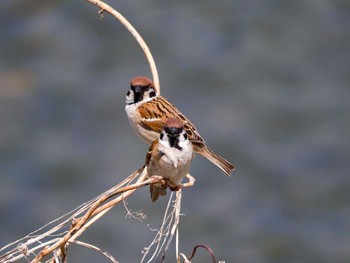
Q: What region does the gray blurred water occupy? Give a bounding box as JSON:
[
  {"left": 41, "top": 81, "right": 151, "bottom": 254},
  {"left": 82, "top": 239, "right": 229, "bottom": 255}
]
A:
[{"left": 1, "top": 0, "right": 349, "bottom": 262}]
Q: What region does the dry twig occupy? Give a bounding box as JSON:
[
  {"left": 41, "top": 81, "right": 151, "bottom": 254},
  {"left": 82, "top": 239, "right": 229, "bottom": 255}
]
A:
[
  {"left": 0, "top": 168, "right": 196, "bottom": 262},
  {"left": 72, "top": 240, "right": 119, "bottom": 263},
  {"left": 85, "top": 0, "right": 160, "bottom": 93}
]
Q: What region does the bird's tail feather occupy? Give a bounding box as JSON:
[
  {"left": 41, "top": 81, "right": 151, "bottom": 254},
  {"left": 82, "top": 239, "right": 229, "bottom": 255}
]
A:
[
  {"left": 150, "top": 184, "right": 166, "bottom": 202},
  {"left": 197, "top": 146, "right": 234, "bottom": 176}
]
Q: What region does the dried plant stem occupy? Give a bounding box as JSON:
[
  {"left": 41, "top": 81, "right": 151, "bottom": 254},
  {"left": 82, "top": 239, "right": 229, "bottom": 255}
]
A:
[
  {"left": 140, "top": 187, "right": 186, "bottom": 263},
  {"left": 0, "top": 168, "right": 162, "bottom": 263},
  {"left": 85, "top": 0, "right": 160, "bottom": 93},
  {"left": 0, "top": 166, "right": 190, "bottom": 263},
  {"left": 30, "top": 168, "right": 166, "bottom": 263},
  {"left": 140, "top": 192, "right": 175, "bottom": 263},
  {"left": 72, "top": 240, "right": 119, "bottom": 263},
  {"left": 67, "top": 170, "right": 163, "bottom": 245},
  {"left": 161, "top": 190, "right": 182, "bottom": 262},
  {"left": 0, "top": 166, "right": 195, "bottom": 262}
]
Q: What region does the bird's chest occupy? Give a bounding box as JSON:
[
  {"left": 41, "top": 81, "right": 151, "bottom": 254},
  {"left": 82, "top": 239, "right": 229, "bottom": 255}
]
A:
[
  {"left": 153, "top": 147, "right": 192, "bottom": 184},
  {"left": 125, "top": 104, "right": 159, "bottom": 144}
]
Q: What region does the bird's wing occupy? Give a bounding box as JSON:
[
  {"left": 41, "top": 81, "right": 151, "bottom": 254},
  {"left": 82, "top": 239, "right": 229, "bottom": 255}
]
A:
[{"left": 138, "top": 96, "right": 205, "bottom": 145}]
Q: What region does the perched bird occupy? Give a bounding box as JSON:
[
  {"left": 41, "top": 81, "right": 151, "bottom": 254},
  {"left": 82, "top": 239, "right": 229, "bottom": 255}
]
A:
[
  {"left": 125, "top": 76, "right": 234, "bottom": 176},
  {"left": 145, "top": 118, "right": 194, "bottom": 202}
]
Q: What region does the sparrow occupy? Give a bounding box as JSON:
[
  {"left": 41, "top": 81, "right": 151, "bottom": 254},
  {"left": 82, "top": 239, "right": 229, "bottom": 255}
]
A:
[
  {"left": 145, "top": 118, "right": 194, "bottom": 202},
  {"left": 125, "top": 76, "right": 234, "bottom": 176}
]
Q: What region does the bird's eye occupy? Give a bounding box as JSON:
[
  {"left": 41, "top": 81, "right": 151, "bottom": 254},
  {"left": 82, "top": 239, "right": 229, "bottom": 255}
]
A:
[
  {"left": 183, "top": 133, "right": 188, "bottom": 140},
  {"left": 160, "top": 132, "right": 164, "bottom": 140},
  {"left": 127, "top": 91, "right": 130, "bottom": 96}
]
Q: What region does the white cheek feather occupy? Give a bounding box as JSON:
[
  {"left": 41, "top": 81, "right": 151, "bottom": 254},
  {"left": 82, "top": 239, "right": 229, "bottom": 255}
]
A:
[
  {"left": 159, "top": 136, "right": 170, "bottom": 148},
  {"left": 178, "top": 138, "right": 189, "bottom": 149},
  {"left": 179, "top": 140, "right": 193, "bottom": 162},
  {"left": 125, "top": 94, "right": 134, "bottom": 105}
]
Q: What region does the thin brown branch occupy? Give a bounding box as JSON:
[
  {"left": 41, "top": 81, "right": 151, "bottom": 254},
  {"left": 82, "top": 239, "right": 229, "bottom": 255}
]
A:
[
  {"left": 67, "top": 174, "right": 165, "bottom": 245},
  {"left": 85, "top": 0, "right": 160, "bottom": 93},
  {"left": 187, "top": 244, "right": 217, "bottom": 263}
]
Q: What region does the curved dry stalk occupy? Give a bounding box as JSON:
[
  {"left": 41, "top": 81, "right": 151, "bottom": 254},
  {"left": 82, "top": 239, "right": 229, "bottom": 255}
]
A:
[
  {"left": 187, "top": 244, "right": 217, "bottom": 263},
  {"left": 72, "top": 240, "right": 119, "bottom": 263},
  {"left": 85, "top": 0, "right": 160, "bottom": 93},
  {"left": 66, "top": 169, "right": 160, "bottom": 246}
]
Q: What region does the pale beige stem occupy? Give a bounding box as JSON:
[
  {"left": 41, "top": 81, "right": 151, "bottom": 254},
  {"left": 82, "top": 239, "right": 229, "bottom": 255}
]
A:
[{"left": 85, "top": 0, "right": 160, "bottom": 93}]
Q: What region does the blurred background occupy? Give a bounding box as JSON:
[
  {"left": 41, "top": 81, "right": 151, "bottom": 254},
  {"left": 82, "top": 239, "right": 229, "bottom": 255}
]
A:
[{"left": 1, "top": 0, "right": 349, "bottom": 262}]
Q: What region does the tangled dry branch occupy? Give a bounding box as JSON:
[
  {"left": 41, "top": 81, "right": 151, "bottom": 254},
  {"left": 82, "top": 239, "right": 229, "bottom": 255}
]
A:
[
  {"left": 0, "top": 167, "right": 197, "bottom": 263},
  {"left": 85, "top": 0, "right": 160, "bottom": 93}
]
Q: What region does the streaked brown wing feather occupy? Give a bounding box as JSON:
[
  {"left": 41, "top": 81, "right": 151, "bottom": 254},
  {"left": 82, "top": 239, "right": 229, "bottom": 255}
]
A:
[
  {"left": 138, "top": 96, "right": 205, "bottom": 145},
  {"left": 145, "top": 140, "right": 158, "bottom": 166},
  {"left": 139, "top": 119, "right": 164, "bottom": 133}
]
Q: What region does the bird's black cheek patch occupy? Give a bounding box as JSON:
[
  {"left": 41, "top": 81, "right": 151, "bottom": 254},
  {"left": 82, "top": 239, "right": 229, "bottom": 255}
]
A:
[{"left": 149, "top": 91, "right": 156, "bottom": 97}]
